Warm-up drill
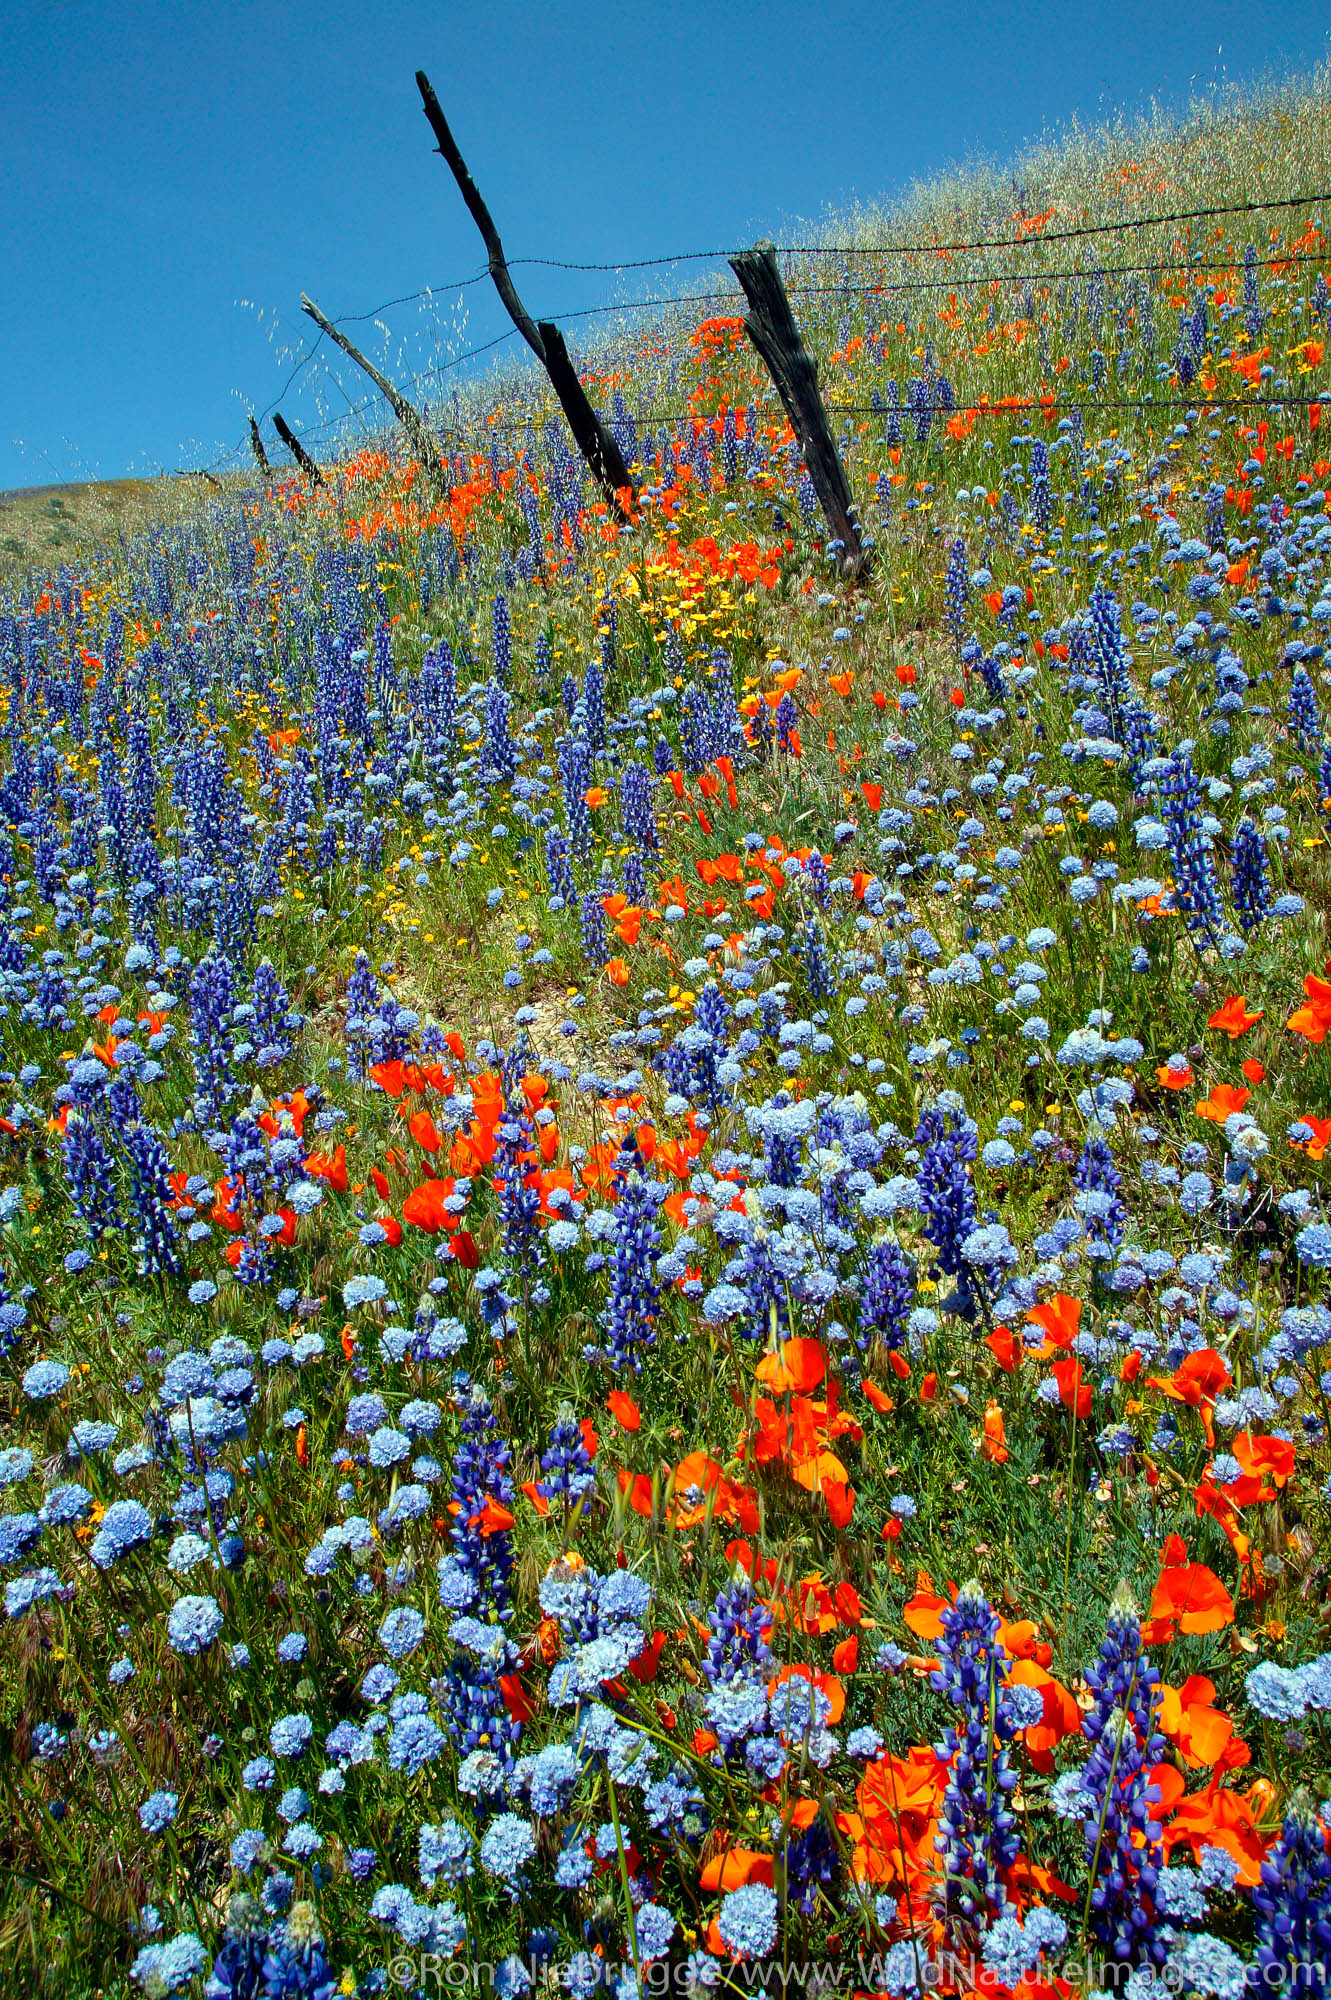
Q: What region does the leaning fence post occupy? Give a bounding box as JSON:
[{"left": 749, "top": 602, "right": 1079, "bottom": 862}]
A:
[
  {"left": 729, "top": 241, "right": 870, "bottom": 577},
  {"left": 249, "top": 417, "right": 271, "bottom": 475},
  {"left": 414, "top": 69, "right": 636, "bottom": 519},
  {"left": 272, "top": 413, "right": 323, "bottom": 486},
  {"left": 299, "top": 294, "right": 447, "bottom": 491}
]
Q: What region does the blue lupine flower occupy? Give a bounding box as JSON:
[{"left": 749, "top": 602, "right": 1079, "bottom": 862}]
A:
[
  {"left": 1254, "top": 1796, "right": 1331, "bottom": 1995},
  {"left": 930, "top": 1580, "right": 1021, "bottom": 1924},
  {"left": 1080, "top": 1584, "right": 1167, "bottom": 1968}
]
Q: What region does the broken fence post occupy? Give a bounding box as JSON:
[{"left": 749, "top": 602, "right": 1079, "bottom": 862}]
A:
[
  {"left": 249, "top": 417, "right": 271, "bottom": 475},
  {"left": 299, "top": 294, "right": 447, "bottom": 491},
  {"left": 415, "top": 69, "right": 636, "bottom": 519},
  {"left": 729, "top": 241, "right": 871, "bottom": 577},
  {"left": 272, "top": 414, "right": 323, "bottom": 486}
]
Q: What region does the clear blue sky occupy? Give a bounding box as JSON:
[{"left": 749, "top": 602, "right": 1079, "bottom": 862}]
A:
[{"left": 2, "top": 0, "right": 1326, "bottom": 491}]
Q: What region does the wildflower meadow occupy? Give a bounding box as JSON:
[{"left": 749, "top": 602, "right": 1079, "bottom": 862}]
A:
[{"left": 7, "top": 67, "right": 1331, "bottom": 2000}]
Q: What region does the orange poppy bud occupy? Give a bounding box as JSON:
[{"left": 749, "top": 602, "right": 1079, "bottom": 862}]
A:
[{"left": 607, "top": 1390, "right": 641, "bottom": 1431}]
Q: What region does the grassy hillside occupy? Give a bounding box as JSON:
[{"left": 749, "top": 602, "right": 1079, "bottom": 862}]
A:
[
  {"left": 2, "top": 67, "right": 1331, "bottom": 1999},
  {"left": 0, "top": 479, "right": 226, "bottom": 583}
]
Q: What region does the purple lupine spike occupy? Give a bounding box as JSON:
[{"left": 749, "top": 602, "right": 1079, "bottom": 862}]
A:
[
  {"left": 598, "top": 1136, "right": 664, "bottom": 1370},
  {"left": 491, "top": 592, "right": 511, "bottom": 686},
  {"left": 944, "top": 538, "right": 969, "bottom": 651},
  {"left": 1254, "top": 1793, "right": 1331, "bottom": 1996},
  {"left": 1080, "top": 1584, "right": 1168, "bottom": 1969},
  {"left": 558, "top": 734, "right": 592, "bottom": 861},
  {"left": 543, "top": 826, "right": 575, "bottom": 906},
  {"left": 537, "top": 1402, "right": 595, "bottom": 1510},
  {"left": 914, "top": 1104, "right": 979, "bottom": 1290},
  {"left": 579, "top": 889, "right": 608, "bottom": 970},
  {"left": 122, "top": 1103, "right": 182, "bottom": 1278},
  {"left": 619, "top": 760, "right": 658, "bottom": 855},
  {"left": 482, "top": 679, "right": 518, "bottom": 785},
  {"left": 189, "top": 953, "right": 237, "bottom": 1124},
  {"left": 1230, "top": 816, "right": 1272, "bottom": 934},
  {"left": 796, "top": 916, "right": 837, "bottom": 1002},
  {"left": 704, "top": 1571, "right": 773, "bottom": 1688},
  {"left": 1288, "top": 665, "right": 1321, "bottom": 746},
  {"left": 858, "top": 1238, "right": 915, "bottom": 1353},
  {"left": 930, "top": 1580, "right": 1020, "bottom": 1928},
  {"left": 62, "top": 1111, "right": 121, "bottom": 1240},
  {"left": 1158, "top": 747, "right": 1225, "bottom": 949}
]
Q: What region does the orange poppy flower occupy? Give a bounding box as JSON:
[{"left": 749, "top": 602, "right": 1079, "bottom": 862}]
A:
[
  {"left": 1158, "top": 1676, "right": 1235, "bottom": 1769},
  {"left": 979, "top": 1400, "right": 1009, "bottom": 1462},
  {"left": 1195, "top": 1083, "right": 1250, "bottom": 1123},
  {"left": 985, "top": 1326, "right": 1023, "bottom": 1372},
  {"left": 402, "top": 1180, "right": 453, "bottom": 1233},
  {"left": 902, "top": 1572, "right": 958, "bottom": 1639},
  {"left": 1051, "top": 1357, "right": 1093, "bottom": 1418},
  {"left": 303, "top": 1146, "right": 348, "bottom": 1193},
  {"left": 1291, "top": 1113, "right": 1331, "bottom": 1162},
  {"left": 1232, "top": 1429, "right": 1295, "bottom": 1488},
  {"left": 1157, "top": 1061, "right": 1195, "bottom": 1091},
  {"left": 1208, "top": 996, "right": 1264, "bottom": 1038},
  {"left": 1287, "top": 973, "right": 1331, "bottom": 1043},
  {"left": 1147, "top": 1349, "right": 1232, "bottom": 1448},
  {"left": 408, "top": 1109, "right": 443, "bottom": 1153},
  {"left": 499, "top": 1673, "right": 538, "bottom": 1723},
  {"left": 606, "top": 1389, "right": 641, "bottom": 1431},
  {"left": 618, "top": 1469, "right": 655, "bottom": 1518},
  {"left": 1157, "top": 1772, "right": 1275, "bottom": 1886},
  {"left": 1024, "top": 1293, "right": 1082, "bottom": 1355},
  {"left": 629, "top": 1631, "right": 666, "bottom": 1683},
  {"left": 449, "top": 1229, "right": 479, "bottom": 1269},
  {"left": 700, "top": 1846, "right": 774, "bottom": 1892},
  {"left": 1144, "top": 1540, "right": 1235, "bottom": 1643},
  {"left": 475, "top": 1497, "right": 515, "bottom": 1537},
  {"left": 755, "top": 1336, "right": 826, "bottom": 1395}
]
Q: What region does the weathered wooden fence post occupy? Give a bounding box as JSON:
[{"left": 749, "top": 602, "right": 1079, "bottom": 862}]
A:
[
  {"left": 414, "top": 70, "right": 636, "bottom": 518},
  {"left": 299, "top": 295, "right": 447, "bottom": 491},
  {"left": 249, "top": 417, "right": 271, "bottom": 475},
  {"left": 729, "top": 242, "right": 871, "bottom": 576},
  {"left": 272, "top": 414, "right": 323, "bottom": 485}
]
